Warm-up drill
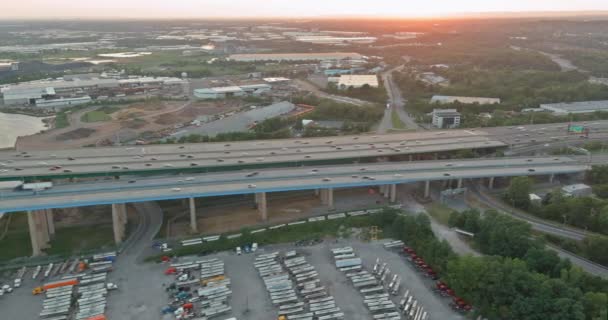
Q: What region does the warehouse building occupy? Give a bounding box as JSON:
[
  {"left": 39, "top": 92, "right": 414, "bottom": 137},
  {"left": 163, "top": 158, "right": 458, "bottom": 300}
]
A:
[
  {"left": 336, "top": 75, "right": 379, "bottom": 89},
  {"left": 229, "top": 52, "right": 363, "bottom": 62},
  {"left": 35, "top": 96, "right": 92, "bottom": 108},
  {"left": 430, "top": 95, "right": 501, "bottom": 105},
  {"left": 562, "top": 184, "right": 592, "bottom": 197},
  {"left": 0, "top": 76, "right": 187, "bottom": 107},
  {"left": 194, "top": 84, "right": 272, "bottom": 100},
  {"left": 432, "top": 109, "right": 461, "bottom": 129},
  {"left": 540, "top": 100, "right": 608, "bottom": 114}
]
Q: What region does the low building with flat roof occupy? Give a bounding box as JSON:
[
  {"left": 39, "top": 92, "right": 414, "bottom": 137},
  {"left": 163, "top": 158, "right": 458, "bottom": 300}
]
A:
[
  {"left": 540, "top": 100, "right": 608, "bottom": 114},
  {"left": 562, "top": 183, "right": 592, "bottom": 197},
  {"left": 35, "top": 96, "right": 92, "bottom": 109},
  {"left": 432, "top": 109, "right": 461, "bottom": 129},
  {"left": 430, "top": 95, "right": 501, "bottom": 105},
  {"left": 337, "top": 75, "right": 379, "bottom": 89},
  {"left": 194, "top": 84, "right": 271, "bottom": 100},
  {"left": 229, "top": 52, "right": 363, "bottom": 62}
]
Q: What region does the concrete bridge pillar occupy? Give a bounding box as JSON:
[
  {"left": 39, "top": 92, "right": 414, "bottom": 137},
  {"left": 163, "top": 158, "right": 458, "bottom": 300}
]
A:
[
  {"left": 457, "top": 178, "right": 463, "bottom": 189},
  {"left": 189, "top": 197, "right": 198, "bottom": 233},
  {"left": 257, "top": 192, "right": 267, "bottom": 221},
  {"left": 314, "top": 189, "right": 320, "bottom": 196},
  {"left": 112, "top": 203, "right": 127, "bottom": 245},
  {"left": 549, "top": 174, "right": 555, "bottom": 183},
  {"left": 424, "top": 181, "right": 430, "bottom": 198},
  {"left": 27, "top": 210, "right": 51, "bottom": 256},
  {"left": 383, "top": 185, "right": 390, "bottom": 199},
  {"left": 488, "top": 177, "right": 495, "bottom": 189},
  {"left": 327, "top": 188, "right": 334, "bottom": 209},
  {"left": 389, "top": 184, "right": 397, "bottom": 203},
  {"left": 45, "top": 209, "right": 55, "bottom": 238}
]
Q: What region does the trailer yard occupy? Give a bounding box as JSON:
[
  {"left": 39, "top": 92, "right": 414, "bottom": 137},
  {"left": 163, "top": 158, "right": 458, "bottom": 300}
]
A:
[{"left": 1, "top": 239, "right": 464, "bottom": 320}]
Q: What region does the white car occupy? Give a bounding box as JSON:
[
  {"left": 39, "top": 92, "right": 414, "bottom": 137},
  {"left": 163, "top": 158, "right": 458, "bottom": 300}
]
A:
[
  {"left": 248, "top": 184, "right": 257, "bottom": 189},
  {"left": 236, "top": 247, "right": 242, "bottom": 255},
  {"left": 171, "top": 188, "right": 182, "bottom": 192},
  {"left": 252, "top": 243, "right": 258, "bottom": 252},
  {"left": 2, "top": 284, "right": 12, "bottom": 293}
]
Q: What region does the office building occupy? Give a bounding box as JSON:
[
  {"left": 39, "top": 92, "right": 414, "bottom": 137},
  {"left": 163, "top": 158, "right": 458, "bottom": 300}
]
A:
[{"left": 432, "top": 109, "right": 461, "bottom": 128}]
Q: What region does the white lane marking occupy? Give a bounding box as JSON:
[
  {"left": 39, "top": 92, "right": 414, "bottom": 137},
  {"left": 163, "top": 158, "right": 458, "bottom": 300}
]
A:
[{"left": 464, "top": 130, "right": 477, "bottom": 135}]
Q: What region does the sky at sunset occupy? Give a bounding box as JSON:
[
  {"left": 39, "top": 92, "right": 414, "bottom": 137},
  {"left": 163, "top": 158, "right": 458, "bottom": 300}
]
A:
[{"left": 3, "top": 0, "right": 608, "bottom": 19}]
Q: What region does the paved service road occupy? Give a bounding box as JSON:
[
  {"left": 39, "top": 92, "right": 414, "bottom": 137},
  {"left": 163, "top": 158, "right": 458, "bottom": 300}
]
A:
[
  {"left": 107, "top": 201, "right": 165, "bottom": 320},
  {"left": 381, "top": 65, "right": 421, "bottom": 130},
  {"left": 466, "top": 182, "right": 608, "bottom": 278}
]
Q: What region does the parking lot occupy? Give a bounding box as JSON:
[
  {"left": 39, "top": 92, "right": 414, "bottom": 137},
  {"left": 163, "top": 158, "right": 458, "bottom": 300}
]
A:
[{"left": 0, "top": 237, "right": 464, "bottom": 320}]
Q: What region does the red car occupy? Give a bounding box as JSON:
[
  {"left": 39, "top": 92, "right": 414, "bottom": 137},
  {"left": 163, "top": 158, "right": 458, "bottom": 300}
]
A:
[{"left": 403, "top": 246, "right": 416, "bottom": 255}]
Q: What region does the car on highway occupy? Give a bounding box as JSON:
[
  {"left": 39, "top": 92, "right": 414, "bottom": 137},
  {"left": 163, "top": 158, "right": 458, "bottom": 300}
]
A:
[
  {"left": 248, "top": 184, "right": 257, "bottom": 189},
  {"left": 171, "top": 188, "right": 182, "bottom": 192},
  {"left": 322, "top": 177, "right": 332, "bottom": 182},
  {"left": 246, "top": 172, "right": 259, "bottom": 177}
]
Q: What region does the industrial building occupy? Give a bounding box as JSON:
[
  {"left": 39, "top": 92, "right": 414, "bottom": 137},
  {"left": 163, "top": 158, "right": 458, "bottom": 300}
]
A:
[
  {"left": 539, "top": 100, "right": 608, "bottom": 114},
  {"left": 0, "top": 76, "right": 188, "bottom": 107},
  {"left": 35, "top": 96, "right": 92, "bottom": 108},
  {"left": 419, "top": 72, "right": 449, "bottom": 87},
  {"left": 430, "top": 95, "right": 501, "bottom": 105},
  {"left": 194, "top": 84, "right": 272, "bottom": 100},
  {"left": 294, "top": 36, "right": 377, "bottom": 45},
  {"left": 432, "top": 109, "right": 461, "bottom": 129},
  {"left": 229, "top": 52, "right": 363, "bottom": 62},
  {"left": 335, "top": 75, "right": 379, "bottom": 89},
  {"left": 562, "top": 183, "right": 592, "bottom": 197}
]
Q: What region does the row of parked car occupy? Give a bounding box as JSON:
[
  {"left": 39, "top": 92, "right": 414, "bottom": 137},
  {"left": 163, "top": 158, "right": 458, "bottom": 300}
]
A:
[{"left": 402, "top": 246, "right": 473, "bottom": 313}]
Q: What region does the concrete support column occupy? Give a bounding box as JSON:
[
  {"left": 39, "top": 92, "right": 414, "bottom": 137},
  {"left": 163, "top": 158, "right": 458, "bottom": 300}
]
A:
[
  {"left": 457, "top": 178, "right": 463, "bottom": 189},
  {"left": 257, "top": 192, "right": 267, "bottom": 221},
  {"left": 320, "top": 189, "right": 328, "bottom": 205},
  {"left": 327, "top": 188, "right": 334, "bottom": 209},
  {"left": 189, "top": 197, "right": 198, "bottom": 233},
  {"left": 408, "top": 155, "right": 413, "bottom": 162},
  {"left": 383, "top": 185, "right": 390, "bottom": 198},
  {"left": 45, "top": 209, "right": 55, "bottom": 238},
  {"left": 314, "top": 189, "right": 320, "bottom": 196},
  {"left": 549, "top": 174, "right": 555, "bottom": 183},
  {"left": 37, "top": 212, "right": 50, "bottom": 246},
  {"left": 390, "top": 184, "right": 397, "bottom": 203},
  {"left": 112, "top": 203, "right": 127, "bottom": 245},
  {"left": 488, "top": 177, "right": 495, "bottom": 189},
  {"left": 434, "top": 153, "right": 439, "bottom": 160},
  {"left": 27, "top": 211, "right": 42, "bottom": 256},
  {"left": 424, "top": 181, "right": 430, "bottom": 198}
]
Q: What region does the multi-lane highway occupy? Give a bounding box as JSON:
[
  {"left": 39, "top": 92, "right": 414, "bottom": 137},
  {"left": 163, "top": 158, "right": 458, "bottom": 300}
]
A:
[
  {"left": 0, "top": 130, "right": 505, "bottom": 181},
  {"left": 0, "top": 157, "right": 587, "bottom": 213},
  {"left": 2, "top": 120, "right": 608, "bottom": 181}
]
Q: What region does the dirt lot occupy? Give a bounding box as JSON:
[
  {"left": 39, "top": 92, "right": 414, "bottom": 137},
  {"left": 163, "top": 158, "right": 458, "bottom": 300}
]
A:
[
  {"left": 16, "top": 100, "right": 240, "bottom": 150},
  {"left": 165, "top": 188, "right": 390, "bottom": 237}
]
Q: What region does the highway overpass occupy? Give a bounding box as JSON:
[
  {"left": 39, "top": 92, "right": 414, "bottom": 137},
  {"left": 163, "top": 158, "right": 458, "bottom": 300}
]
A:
[
  {"left": 3, "top": 120, "right": 608, "bottom": 182},
  {"left": 3, "top": 156, "right": 587, "bottom": 256},
  {"left": 0, "top": 130, "right": 506, "bottom": 181}
]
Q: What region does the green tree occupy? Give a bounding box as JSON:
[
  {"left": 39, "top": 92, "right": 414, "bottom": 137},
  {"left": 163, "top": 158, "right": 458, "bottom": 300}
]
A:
[
  {"left": 505, "top": 177, "right": 532, "bottom": 209},
  {"left": 582, "top": 292, "right": 608, "bottom": 320},
  {"left": 476, "top": 210, "right": 534, "bottom": 258},
  {"left": 582, "top": 235, "right": 608, "bottom": 266}
]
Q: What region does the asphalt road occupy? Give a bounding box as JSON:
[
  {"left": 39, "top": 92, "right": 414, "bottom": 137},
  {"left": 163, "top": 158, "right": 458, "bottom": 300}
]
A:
[
  {"left": 466, "top": 182, "right": 608, "bottom": 278},
  {"left": 381, "top": 65, "right": 421, "bottom": 130},
  {"left": 3, "top": 120, "right": 608, "bottom": 181},
  {"left": 0, "top": 157, "right": 587, "bottom": 213}
]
